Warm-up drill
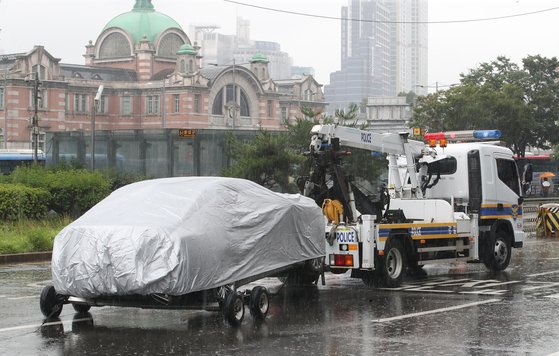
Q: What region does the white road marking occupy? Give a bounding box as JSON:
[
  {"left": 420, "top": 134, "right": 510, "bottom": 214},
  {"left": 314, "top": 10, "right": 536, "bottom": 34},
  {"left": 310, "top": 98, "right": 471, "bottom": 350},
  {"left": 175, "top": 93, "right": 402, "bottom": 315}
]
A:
[
  {"left": 479, "top": 281, "right": 521, "bottom": 288},
  {"left": 522, "top": 282, "right": 559, "bottom": 291},
  {"left": 372, "top": 298, "right": 501, "bottom": 323},
  {"left": 0, "top": 317, "right": 92, "bottom": 334},
  {"left": 7, "top": 296, "right": 37, "bottom": 300},
  {"left": 527, "top": 270, "right": 559, "bottom": 277},
  {"left": 461, "top": 280, "right": 500, "bottom": 288},
  {"left": 395, "top": 287, "right": 454, "bottom": 293},
  {"left": 545, "top": 294, "right": 559, "bottom": 299},
  {"left": 460, "top": 289, "right": 508, "bottom": 296},
  {"left": 26, "top": 280, "right": 52, "bottom": 288}
]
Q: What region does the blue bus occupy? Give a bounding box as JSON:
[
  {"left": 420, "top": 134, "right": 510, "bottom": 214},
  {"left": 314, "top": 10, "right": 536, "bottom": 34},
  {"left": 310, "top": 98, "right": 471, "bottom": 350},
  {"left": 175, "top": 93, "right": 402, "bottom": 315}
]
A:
[{"left": 0, "top": 149, "right": 46, "bottom": 175}]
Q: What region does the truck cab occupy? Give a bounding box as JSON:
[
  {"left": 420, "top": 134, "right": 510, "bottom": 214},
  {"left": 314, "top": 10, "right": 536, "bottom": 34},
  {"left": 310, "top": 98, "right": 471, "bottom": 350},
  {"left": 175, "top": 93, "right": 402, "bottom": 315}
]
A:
[{"left": 422, "top": 142, "right": 524, "bottom": 269}]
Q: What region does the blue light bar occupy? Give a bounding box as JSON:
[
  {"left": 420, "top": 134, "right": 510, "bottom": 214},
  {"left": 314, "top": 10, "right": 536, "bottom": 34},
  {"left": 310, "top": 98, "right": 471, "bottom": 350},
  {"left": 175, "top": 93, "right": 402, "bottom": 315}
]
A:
[{"left": 473, "top": 130, "right": 502, "bottom": 140}]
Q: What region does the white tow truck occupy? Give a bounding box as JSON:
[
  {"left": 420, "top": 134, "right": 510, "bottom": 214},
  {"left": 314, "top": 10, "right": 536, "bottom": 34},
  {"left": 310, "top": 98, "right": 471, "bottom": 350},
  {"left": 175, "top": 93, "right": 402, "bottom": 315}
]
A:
[{"left": 300, "top": 125, "right": 524, "bottom": 287}]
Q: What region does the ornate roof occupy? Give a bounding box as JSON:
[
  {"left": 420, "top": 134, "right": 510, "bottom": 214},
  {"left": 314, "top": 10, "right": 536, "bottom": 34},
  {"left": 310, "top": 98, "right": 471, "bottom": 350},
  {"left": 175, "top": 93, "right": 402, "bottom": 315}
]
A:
[{"left": 102, "top": 0, "right": 183, "bottom": 44}]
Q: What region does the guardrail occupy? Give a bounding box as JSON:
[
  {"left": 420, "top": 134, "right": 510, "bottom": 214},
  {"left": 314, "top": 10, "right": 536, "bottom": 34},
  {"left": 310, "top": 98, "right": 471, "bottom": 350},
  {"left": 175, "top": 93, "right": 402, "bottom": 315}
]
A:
[{"left": 523, "top": 197, "right": 559, "bottom": 238}]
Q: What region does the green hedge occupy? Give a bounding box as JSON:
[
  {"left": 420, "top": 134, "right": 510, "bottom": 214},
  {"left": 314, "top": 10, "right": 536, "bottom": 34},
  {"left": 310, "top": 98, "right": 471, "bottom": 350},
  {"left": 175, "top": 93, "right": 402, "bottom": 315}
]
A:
[
  {"left": 8, "top": 166, "right": 111, "bottom": 216},
  {"left": 0, "top": 183, "right": 50, "bottom": 220}
]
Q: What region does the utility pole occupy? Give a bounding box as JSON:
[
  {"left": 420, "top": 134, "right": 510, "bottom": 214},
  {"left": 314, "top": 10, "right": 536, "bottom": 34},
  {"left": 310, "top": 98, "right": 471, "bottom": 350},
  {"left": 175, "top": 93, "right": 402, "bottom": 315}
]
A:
[
  {"left": 162, "top": 78, "right": 166, "bottom": 128},
  {"left": 31, "top": 72, "right": 41, "bottom": 164},
  {"left": 232, "top": 58, "right": 236, "bottom": 129},
  {"left": 91, "top": 85, "right": 104, "bottom": 170},
  {"left": 2, "top": 69, "right": 7, "bottom": 149}
]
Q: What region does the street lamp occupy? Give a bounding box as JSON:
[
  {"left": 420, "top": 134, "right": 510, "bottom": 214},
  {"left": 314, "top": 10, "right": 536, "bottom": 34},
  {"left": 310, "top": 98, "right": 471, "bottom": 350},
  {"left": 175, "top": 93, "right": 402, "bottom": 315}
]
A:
[
  {"left": 416, "top": 82, "right": 458, "bottom": 94},
  {"left": 26, "top": 72, "right": 42, "bottom": 164},
  {"left": 91, "top": 84, "right": 104, "bottom": 170},
  {"left": 2, "top": 69, "right": 7, "bottom": 149}
]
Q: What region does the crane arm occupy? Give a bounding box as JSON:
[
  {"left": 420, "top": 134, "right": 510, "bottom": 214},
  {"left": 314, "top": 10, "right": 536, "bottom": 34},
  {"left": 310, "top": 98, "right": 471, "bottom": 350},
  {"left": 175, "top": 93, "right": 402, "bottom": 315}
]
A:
[{"left": 309, "top": 124, "right": 425, "bottom": 157}]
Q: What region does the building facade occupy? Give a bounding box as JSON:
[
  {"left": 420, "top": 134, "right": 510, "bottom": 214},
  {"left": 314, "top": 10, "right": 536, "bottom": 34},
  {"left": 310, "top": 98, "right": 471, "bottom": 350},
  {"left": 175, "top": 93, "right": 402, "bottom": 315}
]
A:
[{"left": 0, "top": 0, "right": 325, "bottom": 159}]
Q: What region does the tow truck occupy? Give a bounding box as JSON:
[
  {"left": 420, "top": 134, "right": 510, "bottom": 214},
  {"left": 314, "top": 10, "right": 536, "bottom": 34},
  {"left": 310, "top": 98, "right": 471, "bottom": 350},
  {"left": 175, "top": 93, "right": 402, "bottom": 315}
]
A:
[{"left": 300, "top": 125, "right": 524, "bottom": 287}]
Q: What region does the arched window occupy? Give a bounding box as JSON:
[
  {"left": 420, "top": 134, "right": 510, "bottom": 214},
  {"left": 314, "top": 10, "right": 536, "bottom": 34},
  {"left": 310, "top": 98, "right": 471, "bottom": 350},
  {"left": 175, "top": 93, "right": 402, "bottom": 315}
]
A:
[
  {"left": 261, "top": 68, "right": 265, "bottom": 79},
  {"left": 211, "top": 85, "right": 250, "bottom": 117},
  {"left": 99, "top": 32, "right": 131, "bottom": 59},
  {"left": 180, "top": 60, "right": 186, "bottom": 73},
  {"left": 189, "top": 59, "right": 193, "bottom": 72},
  {"left": 158, "top": 33, "right": 184, "bottom": 59}
]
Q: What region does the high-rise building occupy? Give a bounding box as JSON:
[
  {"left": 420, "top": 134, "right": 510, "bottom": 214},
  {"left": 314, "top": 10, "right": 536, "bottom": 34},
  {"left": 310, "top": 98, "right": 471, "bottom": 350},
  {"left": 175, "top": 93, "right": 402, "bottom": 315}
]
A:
[
  {"left": 325, "top": 0, "right": 428, "bottom": 113},
  {"left": 192, "top": 17, "right": 299, "bottom": 81}
]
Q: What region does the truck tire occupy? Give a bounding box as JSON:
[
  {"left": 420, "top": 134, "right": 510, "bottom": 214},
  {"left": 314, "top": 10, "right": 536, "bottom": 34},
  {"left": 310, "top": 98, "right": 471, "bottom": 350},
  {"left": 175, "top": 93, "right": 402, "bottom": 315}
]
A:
[
  {"left": 379, "top": 238, "right": 405, "bottom": 287},
  {"left": 484, "top": 230, "right": 512, "bottom": 271}
]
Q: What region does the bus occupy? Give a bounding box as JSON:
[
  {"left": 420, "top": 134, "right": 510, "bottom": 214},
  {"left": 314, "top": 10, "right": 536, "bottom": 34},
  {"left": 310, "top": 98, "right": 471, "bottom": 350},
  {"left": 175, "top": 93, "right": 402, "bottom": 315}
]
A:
[
  {"left": 516, "top": 153, "right": 559, "bottom": 196},
  {"left": 0, "top": 149, "right": 46, "bottom": 175}
]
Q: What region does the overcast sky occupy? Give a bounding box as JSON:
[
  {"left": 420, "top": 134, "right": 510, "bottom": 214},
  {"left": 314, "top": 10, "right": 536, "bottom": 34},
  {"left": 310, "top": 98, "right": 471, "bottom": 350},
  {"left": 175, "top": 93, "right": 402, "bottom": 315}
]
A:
[{"left": 1, "top": 0, "right": 558, "bottom": 91}]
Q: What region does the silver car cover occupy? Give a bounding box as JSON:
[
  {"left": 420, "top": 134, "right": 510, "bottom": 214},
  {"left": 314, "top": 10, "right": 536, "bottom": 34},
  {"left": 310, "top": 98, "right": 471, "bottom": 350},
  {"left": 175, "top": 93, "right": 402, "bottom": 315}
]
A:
[{"left": 51, "top": 177, "right": 325, "bottom": 297}]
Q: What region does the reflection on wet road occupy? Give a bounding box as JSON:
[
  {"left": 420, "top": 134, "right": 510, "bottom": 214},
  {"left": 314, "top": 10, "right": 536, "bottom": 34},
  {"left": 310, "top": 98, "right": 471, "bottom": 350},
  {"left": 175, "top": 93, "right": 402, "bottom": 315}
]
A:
[{"left": 2, "top": 239, "right": 559, "bottom": 355}]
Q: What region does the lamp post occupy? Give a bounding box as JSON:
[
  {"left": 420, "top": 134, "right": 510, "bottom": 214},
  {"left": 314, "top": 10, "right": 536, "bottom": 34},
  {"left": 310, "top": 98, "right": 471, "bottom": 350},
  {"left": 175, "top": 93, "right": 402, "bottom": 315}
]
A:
[
  {"left": 30, "top": 72, "right": 41, "bottom": 164},
  {"left": 2, "top": 69, "right": 7, "bottom": 149},
  {"left": 231, "top": 58, "right": 236, "bottom": 129},
  {"left": 162, "top": 78, "right": 166, "bottom": 128},
  {"left": 91, "top": 85, "right": 104, "bottom": 170}
]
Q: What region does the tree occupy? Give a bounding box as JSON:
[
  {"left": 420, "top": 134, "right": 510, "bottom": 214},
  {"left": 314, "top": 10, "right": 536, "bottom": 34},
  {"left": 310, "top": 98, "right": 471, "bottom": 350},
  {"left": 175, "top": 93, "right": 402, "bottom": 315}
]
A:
[
  {"left": 410, "top": 55, "right": 559, "bottom": 157},
  {"left": 222, "top": 129, "right": 304, "bottom": 192}
]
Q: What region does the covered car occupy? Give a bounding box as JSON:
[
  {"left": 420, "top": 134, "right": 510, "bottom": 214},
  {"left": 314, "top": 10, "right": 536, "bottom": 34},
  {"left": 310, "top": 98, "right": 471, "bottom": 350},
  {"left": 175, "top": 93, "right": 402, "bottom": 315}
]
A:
[{"left": 51, "top": 177, "right": 325, "bottom": 298}]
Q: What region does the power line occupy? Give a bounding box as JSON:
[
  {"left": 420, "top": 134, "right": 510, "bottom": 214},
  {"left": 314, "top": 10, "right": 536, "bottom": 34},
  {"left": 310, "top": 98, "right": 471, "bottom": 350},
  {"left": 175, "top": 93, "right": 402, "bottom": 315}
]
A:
[{"left": 223, "top": 0, "right": 559, "bottom": 24}]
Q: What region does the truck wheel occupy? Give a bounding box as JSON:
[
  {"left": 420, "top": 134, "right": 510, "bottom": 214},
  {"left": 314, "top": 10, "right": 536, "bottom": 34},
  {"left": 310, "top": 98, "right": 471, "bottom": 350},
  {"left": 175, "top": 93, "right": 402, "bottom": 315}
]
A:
[
  {"left": 380, "top": 238, "right": 405, "bottom": 287},
  {"left": 72, "top": 303, "right": 91, "bottom": 314},
  {"left": 40, "top": 285, "right": 63, "bottom": 319},
  {"left": 484, "top": 230, "right": 511, "bottom": 271},
  {"left": 223, "top": 291, "right": 244, "bottom": 326},
  {"left": 249, "top": 286, "right": 269, "bottom": 320}
]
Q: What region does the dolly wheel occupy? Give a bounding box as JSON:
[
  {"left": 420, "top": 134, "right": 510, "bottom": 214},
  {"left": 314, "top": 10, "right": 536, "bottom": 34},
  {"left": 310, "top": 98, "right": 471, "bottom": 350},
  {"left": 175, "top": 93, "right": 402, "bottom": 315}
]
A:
[
  {"left": 40, "top": 285, "right": 64, "bottom": 318},
  {"left": 72, "top": 303, "right": 91, "bottom": 314},
  {"left": 223, "top": 291, "right": 244, "bottom": 326},
  {"left": 249, "top": 286, "right": 269, "bottom": 320}
]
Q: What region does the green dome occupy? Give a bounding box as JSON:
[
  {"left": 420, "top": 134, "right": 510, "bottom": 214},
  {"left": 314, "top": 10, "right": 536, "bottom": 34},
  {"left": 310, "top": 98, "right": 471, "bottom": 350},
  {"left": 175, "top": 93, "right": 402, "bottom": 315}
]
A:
[
  {"left": 103, "top": 0, "right": 183, "bottom": 44},
  {"left": 177, "top": 43, "right": 196, "bottom": 55},
  {"left": 250, "top": 53, "right": 269, "bottom": 64}
]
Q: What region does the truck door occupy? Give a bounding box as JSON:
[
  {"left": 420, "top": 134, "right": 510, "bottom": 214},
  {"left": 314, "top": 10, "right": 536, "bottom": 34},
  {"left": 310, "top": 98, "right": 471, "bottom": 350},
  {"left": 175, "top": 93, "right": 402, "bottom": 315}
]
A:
[{"left": 494, "top": 153, "right": 521, "bottom": 204}]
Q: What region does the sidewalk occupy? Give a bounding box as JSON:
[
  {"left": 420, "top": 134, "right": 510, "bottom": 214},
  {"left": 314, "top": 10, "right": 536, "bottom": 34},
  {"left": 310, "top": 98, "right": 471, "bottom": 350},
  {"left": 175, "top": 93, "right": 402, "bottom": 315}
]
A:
[{"left": 0, "top": 252, "right": 52, "bottom": 265}]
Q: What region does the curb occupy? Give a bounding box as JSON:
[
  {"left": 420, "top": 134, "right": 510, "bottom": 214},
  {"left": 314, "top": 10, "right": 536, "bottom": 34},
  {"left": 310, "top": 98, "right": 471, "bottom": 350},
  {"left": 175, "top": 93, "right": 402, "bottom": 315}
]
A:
[{"left": 0, "top": 252, "right": 52, "bottom": 265}]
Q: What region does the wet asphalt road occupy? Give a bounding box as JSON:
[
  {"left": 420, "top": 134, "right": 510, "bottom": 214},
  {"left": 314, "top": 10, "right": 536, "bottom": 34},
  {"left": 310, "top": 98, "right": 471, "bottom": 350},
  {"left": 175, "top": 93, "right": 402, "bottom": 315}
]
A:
[{"left": 2, "top": 238, "right": 559, "bottom": 355}]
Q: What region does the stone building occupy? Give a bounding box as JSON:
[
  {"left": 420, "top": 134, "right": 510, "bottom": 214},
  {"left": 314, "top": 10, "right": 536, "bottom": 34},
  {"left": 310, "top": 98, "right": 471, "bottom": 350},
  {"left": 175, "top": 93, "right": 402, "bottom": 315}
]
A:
[{"left": 0, "top": 0, "right": 325, "bottom": 161}]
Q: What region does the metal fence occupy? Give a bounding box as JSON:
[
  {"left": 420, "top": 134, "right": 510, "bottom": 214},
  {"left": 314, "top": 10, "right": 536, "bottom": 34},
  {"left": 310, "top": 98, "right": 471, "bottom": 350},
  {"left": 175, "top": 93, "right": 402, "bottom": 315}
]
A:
[{"left": 46, "top": 129, "right": 262, "bottom": 178}]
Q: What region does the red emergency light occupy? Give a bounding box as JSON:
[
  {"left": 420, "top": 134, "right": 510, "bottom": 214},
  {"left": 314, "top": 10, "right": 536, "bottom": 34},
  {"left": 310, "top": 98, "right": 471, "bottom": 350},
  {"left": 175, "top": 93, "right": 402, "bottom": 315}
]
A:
[{"left": 425, "top": 130, "right": 502, "bottom": 145}]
